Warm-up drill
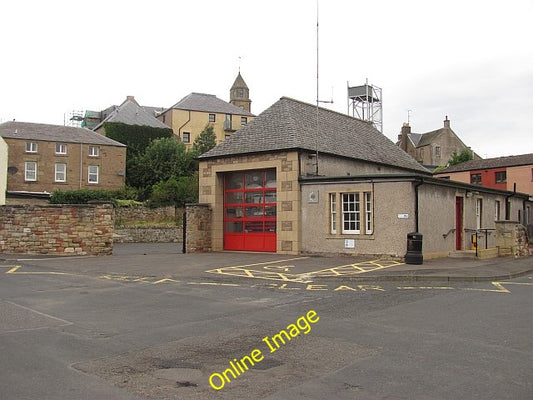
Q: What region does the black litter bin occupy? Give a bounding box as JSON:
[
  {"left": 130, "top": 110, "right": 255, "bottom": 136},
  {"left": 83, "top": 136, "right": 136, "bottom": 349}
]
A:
[{"left": 405, "top": 232, "right": 423, "bottom": 264}]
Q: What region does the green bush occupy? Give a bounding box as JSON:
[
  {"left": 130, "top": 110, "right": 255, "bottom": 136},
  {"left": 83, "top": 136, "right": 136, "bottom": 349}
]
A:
[
  {"left": 147, "top": 174, "right": 198, "bottom": 208},
  {"left": 49, "top": 188, "right": 139, "bottom": 205},
  {"left": 49, "top": 189, "right": 116, "bottom": 205}
]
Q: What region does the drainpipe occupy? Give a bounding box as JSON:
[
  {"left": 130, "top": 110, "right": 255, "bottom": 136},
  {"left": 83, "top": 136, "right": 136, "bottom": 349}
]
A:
[
  {"left": 414, "top": 178, "right": 424, "bottom": 232},
  {"left": 79, "top": 143, "right": 83, "bottom": 189},
  {"left": 178, "top": 110, "right": 191, "bottom": 141}
]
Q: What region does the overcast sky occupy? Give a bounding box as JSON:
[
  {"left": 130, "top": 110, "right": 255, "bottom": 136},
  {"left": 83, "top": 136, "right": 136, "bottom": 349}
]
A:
[{"left": 1, "top": 0, "right": 531, "bottom": 158}]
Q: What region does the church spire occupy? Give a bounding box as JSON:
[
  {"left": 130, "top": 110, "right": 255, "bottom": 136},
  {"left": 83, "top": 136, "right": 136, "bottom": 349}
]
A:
[{"left": 230, "top": 72, "right": 251, "bottom": 113}]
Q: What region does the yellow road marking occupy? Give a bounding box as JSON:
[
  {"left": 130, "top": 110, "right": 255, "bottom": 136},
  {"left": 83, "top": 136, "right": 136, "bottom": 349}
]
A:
[
  {"left": 0, "top": 265, "right": 74, "bottom": 276},
  {"left": 206, "top": 258, "right": 404, "bottom": 283},
  {"left": 187, "top": 282, "right": 241, "bottom": 287}
]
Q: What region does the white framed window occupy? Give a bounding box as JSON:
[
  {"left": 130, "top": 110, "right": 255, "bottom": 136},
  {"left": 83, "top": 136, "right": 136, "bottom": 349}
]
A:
[
  {"left": 88, "top": 165, "right": 99, "bottom": 184},
  {"left": 476, "top": 198, "right": 483, "bottom": 230},
  {"left": 88, "top": 146, "right": 100, "bottom": 157},
  {"left": 182, "top": 132, "right": 190, "bottom": 143},
  {"left": 342, "top": 193, "right": 360, "bottom": 234},
  {"left": 25, "top": 162, "right": 37, "bottom": 181},
  {"left": 55, "top": 163, "right": 67, "bottom": 182},
  {"left": 209, "top": 113, "right": 216, "bottom": 123},
  {"left": 241, "top": 117, "right": 248, "bottom": 126},
  {"left": 330, "top": 193, "right": 337, "bottom": 234},
  {"left": 365, "top": 192, "right": 373, "bottom": 234},
  {"left": 55, "top": 143, "right": 67, "bottom": 155},
  {"left": 25, "top": 142, "right": 37, "bottom": 153}
]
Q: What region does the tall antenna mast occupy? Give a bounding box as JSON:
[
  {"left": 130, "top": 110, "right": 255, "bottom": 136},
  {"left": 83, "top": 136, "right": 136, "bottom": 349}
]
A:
[
  {"left": 315, "top": 0, "right": 319, "bottom": 175},
  {"left": 315, "top": 0, "right": 333, "bottom": 176}
]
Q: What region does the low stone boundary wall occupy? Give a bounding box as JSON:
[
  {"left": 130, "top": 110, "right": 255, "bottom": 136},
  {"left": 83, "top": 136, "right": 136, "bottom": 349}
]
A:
[
  {"left": 0, "top": 203, "right": 114, "bottom": 256},
  {"left": 114, "top": 226, "right": 182, "bottom": 243},
  {"left": 496, "top": 221, "right": 531, "bottom": 257}
]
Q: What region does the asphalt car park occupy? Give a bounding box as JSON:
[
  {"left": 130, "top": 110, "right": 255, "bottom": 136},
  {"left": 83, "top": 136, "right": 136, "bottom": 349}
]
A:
[{"left": 1, "top": 244, "right": 532, "bottom": 399}]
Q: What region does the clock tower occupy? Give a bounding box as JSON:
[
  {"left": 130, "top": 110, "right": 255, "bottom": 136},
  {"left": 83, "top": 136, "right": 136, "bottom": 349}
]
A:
[{"left": 230, "top": 72, "right": 251, "bottom": 113}]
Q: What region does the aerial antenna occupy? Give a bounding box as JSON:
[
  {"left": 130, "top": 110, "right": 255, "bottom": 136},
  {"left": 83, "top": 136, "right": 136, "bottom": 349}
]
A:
[
  {"left": 407, "top": 109, "right": 412, "bottom": 124},
  {"left": 315, "top": 0, "right": 333, "bottom": 176}
]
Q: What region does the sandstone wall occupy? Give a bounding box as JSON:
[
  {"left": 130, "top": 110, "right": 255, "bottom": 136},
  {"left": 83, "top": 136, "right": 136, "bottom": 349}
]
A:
[{"left": 0, "top": 203, "right": 114, "bottom": 256}]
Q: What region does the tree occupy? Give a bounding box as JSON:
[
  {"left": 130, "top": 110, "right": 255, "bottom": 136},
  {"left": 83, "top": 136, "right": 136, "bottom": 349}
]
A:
[
  {"left": 148, "top": 174, "right": 199, "bottom": 208},
  {"left": 128, "top": 137, "right": 195, "bottom": 199},
  {"left": 448, "top": 148, "right": 474, "bottom": 166},
  {"left": 191, "top": 124, "right": 217, "bottom": 157}
]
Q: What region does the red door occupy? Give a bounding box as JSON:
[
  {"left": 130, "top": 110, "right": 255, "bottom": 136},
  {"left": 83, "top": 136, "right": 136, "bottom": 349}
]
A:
[
  {"left": 455, "top": 197, "right": 463, "bottom": 250},
  {"left": 224, "top": 169, "right": 276, "bottom": 252}
]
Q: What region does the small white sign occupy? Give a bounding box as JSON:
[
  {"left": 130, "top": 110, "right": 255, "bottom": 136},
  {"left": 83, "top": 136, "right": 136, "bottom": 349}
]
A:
[
  {"left": 397, "top": 214, "right": 409, "bottom": 219},
  {"left": 344, "top": 239, "right": 355, "bottom": 249}
]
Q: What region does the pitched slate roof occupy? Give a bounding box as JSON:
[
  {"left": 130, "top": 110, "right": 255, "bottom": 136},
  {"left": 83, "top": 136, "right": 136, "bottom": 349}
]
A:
[
  {"left": 168, "top": 92, "right": 254, "bottom": 116},
  {"left": 0, "top": 121, "right": 126, "bottom": 147},
  {"left": 438, "top": 153, "right": 533, "bottom": 173},
  {"left": 93, "top": 98, "right": 170, "bottom": 131},
  {"left": 200, "top": 97, "right": 429, "bottom": 174}
]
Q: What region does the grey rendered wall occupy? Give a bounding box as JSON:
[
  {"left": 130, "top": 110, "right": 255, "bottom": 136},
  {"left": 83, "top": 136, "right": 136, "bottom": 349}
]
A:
[{"left": 300, "top": 181, "right": 416, "bottom": 257}]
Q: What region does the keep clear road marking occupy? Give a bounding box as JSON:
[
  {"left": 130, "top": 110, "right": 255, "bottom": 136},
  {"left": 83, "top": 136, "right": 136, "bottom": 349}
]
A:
[
  {"left": 205, "top": 258, "right": 403, "bottom": 283},
  {"left": 3, "top": 265, "right": 533, "bottom": 294}
]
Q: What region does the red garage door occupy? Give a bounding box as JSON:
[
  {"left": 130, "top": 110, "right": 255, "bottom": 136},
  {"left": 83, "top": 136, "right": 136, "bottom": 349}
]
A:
[{"left": 224, "top": 169, "right": 276, "bottom": 252}]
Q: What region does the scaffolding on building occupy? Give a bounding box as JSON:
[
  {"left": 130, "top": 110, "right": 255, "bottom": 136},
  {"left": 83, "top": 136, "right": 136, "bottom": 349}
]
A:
[{"left": 64, "top": 110, "right": 85, "bottom": 128}]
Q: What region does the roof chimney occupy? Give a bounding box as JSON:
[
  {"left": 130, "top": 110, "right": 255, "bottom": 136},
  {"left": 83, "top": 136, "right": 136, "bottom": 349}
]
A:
[
  {"left": 399, "top": 122, "right": 411, "bottom": 151},
  {"left": 126, "top": 96, "right": 139, "bottom": 105},
  {"left": 444, "top": 115, "right": 450, "bottom": 128}
]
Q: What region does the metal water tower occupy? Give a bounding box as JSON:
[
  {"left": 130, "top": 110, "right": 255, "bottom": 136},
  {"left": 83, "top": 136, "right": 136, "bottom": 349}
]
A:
[{"left": 347, "top": 80, "right": 383, "bottom": 133}]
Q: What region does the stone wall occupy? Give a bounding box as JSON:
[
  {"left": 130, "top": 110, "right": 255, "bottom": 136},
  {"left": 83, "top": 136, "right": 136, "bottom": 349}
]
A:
[
  {"left": 115, "top": 206, "right": 179, "bottom": 225},
  {"left": 0, "top": 203, "right": 114, "bottom": 256},
  {"left": 185, "top": 203, "right": 211, "bottom": 253},
  {"left": 496, "top": 221, "right": 531, "bottom": 257},
  {"left": 114, "top": 226, "right": 182, "bottom": 243}
]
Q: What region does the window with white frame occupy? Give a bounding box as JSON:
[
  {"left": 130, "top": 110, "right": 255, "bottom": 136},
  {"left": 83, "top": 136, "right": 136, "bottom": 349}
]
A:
[
  {"left": 55, "top": 143, "right": 67, "bottom": 155},
  {"left": 330, "top": 193, "right": 337, "bottom": 234},
  {"left": 342, "top": 193, "right": 360, "bottom": 234},
  {"left": 476, "top": 198, "right": 483, "bottom": 229},
  {"left": 25, "top": 162, "right": 37, "bottom": 181},
  {"left": 25, "top": 142, "right": 37, "bottom": 153},
  {"left": 365, "top": 192, "right": 373, "bottom": 234},
  {"left": 329, "top": 191, "right": 373, "bottom": 235},
  {"left": 88, "top": 165, "right": 99, "bottom": 184},
  {"left": 208, "top": 114, "right": 216, "bottom": 123},
  {"left": 55, "top": 163, "right": 67, "bottom": 182},
  {"left": 88, "top": 146, "right": 99, "bottom": 157}
]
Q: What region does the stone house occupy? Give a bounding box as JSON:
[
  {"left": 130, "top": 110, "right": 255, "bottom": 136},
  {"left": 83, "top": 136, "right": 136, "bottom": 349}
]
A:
[
  {"left": 397, "top": 117, "right": 480, "bottom": 169},
  {"left": 157, "top": 73, "right": 255, "bottom": 146},
  {"left": 196, "top": 97, "right": 531, "bottom": 258},
  {"left": 0, "top": 121, "right": 126, "bottom": 200}
]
